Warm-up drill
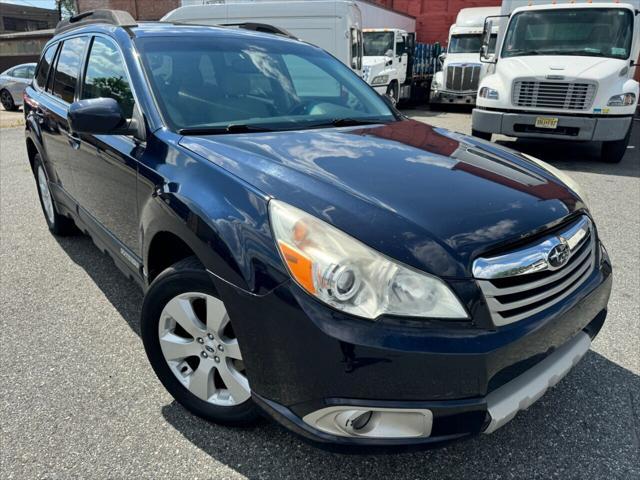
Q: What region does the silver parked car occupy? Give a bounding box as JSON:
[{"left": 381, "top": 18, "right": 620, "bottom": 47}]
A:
[{"left": 0, "top": 63, "right": 36, "bottom": 111}]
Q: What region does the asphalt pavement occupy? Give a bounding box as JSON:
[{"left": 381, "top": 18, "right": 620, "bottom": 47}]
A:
[{"left": 1, "top": 113, "right": 639, "bottom": 479}]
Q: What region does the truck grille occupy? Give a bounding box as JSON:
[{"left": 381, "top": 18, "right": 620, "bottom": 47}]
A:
[
  {"left": 513, "top": 81, "right": 597, "bottom": 110},
  {"left": 473, "top": 216, "right": 596, "bottom": 326},
  {"left": 445, "top": 64, "right": 481, "bottom": 92}
]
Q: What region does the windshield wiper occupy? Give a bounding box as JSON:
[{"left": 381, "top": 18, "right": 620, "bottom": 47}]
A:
[
  {"left": 179, "top": 124, "right": 274, "bottom": 135},
  {"left": 308, "top": 118, "right": 388, "bottom": 129}
]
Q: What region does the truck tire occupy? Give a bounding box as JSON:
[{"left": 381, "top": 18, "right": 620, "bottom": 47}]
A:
[
  {"left": 386, "top": 82, "right": 399, "bottom": 107},
  {"left": 472, "top": 129, "right": 492, "bottom": 142},
  {"left": 601, "top": 125, "right": 632, "bottom": 163}
]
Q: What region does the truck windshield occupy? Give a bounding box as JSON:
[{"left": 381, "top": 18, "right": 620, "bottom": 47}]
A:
[
  {"left": 136, "top": 36, "right": 396, "bottom": 133},
  {"left": 502, "top": 8, "right": 633, "bottom": 60},
  {"left": 363, "top": 31, "right": 395, "bottom": 56},
  {"left": 449, "top": 34, "right": 497, "bottom": 54}
]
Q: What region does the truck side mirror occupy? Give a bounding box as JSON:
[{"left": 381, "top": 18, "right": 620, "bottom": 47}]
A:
[
  {"left": 438, "top": 53, "right": 446, "bottom": 63},
  {"left": 480, "top": 19, "right": 496, "bottom": 63}
]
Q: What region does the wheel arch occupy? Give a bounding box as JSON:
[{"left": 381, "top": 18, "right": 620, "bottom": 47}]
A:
[{"left": 146, "top": 230, "right": 202, "bottom": 284}]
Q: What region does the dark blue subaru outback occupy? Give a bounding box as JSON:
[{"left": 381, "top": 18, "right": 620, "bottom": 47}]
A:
[{"left": 24, "top": 10, "right": 612, "bottom": 448}]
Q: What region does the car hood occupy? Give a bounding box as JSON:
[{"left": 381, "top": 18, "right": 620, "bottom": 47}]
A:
[{"left": 180, "top": 120, "right": 584, "bottom": 278}]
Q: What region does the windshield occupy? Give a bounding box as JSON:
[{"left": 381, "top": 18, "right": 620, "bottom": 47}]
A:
[
  {"left": 502, "top": 8, "right": 633, "bottom": 59},
  {"left": 448, "top": 34, "right": 497, "bottom": 54},
  {"left": 136, "top": 36, "right": 395, "bottom": 132},
  {"left": 363, "top": 31, "right": 395, "bottom": 57}
]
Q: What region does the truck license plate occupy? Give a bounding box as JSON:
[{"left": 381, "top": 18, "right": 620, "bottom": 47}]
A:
[{"left": 535, "top": 117, "right": 559, "bottom": 129}]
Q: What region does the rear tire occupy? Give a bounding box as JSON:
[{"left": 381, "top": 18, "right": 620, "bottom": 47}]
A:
[
  {"left": 141, "top": 256, "right": 260, "bottom": 426},
  {"left": 34, "top": 154, "right": 76, "bottom": 236},
  {"left": 472, "top": 129, "right": 492, "bottom": 141},
  {"left": 601, "top": 125, "right": 632, "bottom": 163},
  {"left": 0, "top": 89, "right": 17, "bottom": 111}
]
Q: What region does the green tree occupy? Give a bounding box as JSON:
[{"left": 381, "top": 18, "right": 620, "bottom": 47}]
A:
[{"left": 57, "top": 0, "right": 78, "bottom": 19}]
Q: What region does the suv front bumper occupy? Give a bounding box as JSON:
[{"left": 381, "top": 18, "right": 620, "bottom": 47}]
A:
[
  {"left": 472, "top": 108, "right": 632, "bottom": 141},
  {"left": 212, "top": 246, "right": 612, "bottom": 448}
]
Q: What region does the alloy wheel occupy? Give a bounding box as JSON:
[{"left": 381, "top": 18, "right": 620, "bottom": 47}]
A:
[
  {"left": 158, "top": 292, "right": 251, "bottom": 406},
  {"left": 37, "top": 165, "right": 55, "bottom": 224},
  {"left": 1, "top": 90, "right": 14, "bottom": 110}
]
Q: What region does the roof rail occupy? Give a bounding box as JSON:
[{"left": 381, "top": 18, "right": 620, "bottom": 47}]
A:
[
  {"left": 225, "top": 22, "right": 298, "bottom": 40},
  {"left": 168, "top": 20, "right": 298, "bottom": 40},
  {"left": 54, "top": 9, "right": 137, "bottom": 35}
]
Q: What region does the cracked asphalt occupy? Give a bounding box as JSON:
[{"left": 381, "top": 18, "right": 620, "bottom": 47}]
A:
[{"left": 1, "top": 112, "right": 639, "bottom": 479}]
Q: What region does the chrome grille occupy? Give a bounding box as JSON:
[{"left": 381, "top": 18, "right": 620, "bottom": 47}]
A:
[
  {"left": 473, "top": 216, "right": 595, "bottom": 326},
  {"left": 513, "top": 81, "right": 596, "bottom": 110},
  {"left": 445, "top": 64, "right": 481, "bottom": 92}
]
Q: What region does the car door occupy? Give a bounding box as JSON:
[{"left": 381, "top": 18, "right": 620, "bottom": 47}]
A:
[
  {"left": 36, "top": 36, "right": 89, "bottom": 200},
  {"left": 7, "top": 65, "right": 30, "bottom": 99},
  {"left": 71, "top": 35, "right": 141, "bottom": 257}
]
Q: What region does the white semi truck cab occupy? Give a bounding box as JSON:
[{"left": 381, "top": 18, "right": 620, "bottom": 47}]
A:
[
  {"left": 362, "top": 28, "right": 410, "bottom": 103},
  {"left": 473, "top": 1, "right": 639, "bottom": 163},
  {"left": 431, "top": 7, "right": 500, "bottom": 105}
]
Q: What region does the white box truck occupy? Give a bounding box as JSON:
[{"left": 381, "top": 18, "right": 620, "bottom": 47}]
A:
[
  {"left": 165, "top": 1, "right": 365, "bottom": 75},
  {"left": 430, "top": 7, "right": 500, "bottom": 105},
  {"left": 165, "top": 1, "right": 430, "bottom": 104},
  {"left": 472, "top": 0, "right": 639, "bottom": 163}
]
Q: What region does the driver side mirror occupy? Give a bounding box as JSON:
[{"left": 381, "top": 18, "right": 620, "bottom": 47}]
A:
[
  {"left": 68, "top": 98, "right": 139, "bottom": 137},
  {"left": 438, "top": 53, "right": 446, "bottom": 64},
  {"left": 480, "top": 19, "right": 496, "bottom": 63}
]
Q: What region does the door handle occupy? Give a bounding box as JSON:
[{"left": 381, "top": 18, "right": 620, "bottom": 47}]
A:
[{"left": 66, "top": 131, "right": 81, "bottom": 150}]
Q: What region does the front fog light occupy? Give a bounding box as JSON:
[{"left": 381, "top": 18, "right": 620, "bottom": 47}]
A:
[
  {"left": 607, "top": 93, "right": 636, "bottom": 106},
  {"left": 269, "top": 200, "right": 468, "bottom": 320}
]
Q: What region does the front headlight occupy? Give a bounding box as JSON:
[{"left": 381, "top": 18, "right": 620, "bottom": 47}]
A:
[
  {"left": 607, "top": 93, "right": 636, "bottom": 107},
  {"left": 269, "top": 200, "right": 468, "bottom": 320},
  {"left": 371, "top": 75, "right": 389, "bottom": 85},
  {"left": 479, "top": 87, "right": 499, "bottom": 100}
]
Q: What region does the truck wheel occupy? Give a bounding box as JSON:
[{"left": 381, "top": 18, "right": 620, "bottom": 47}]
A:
[
  {"left": 601, "top": 125, "right": 632, "bottom": 163},
  {"left": 472, "top": 129, "right": 492, "bottom": 142},
  {"left": 386, "top": 82, "right": 399, "bottom": 107},
  {"left": 141, "top": 256, "right": 260, "bottom": 426}
]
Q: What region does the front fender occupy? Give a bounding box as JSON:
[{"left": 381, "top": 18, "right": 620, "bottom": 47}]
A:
[{"left": 139, "top": 134, "right": 288, "bottom": 296}]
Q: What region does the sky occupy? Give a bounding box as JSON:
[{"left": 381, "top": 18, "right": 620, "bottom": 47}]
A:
[{"left": 2, "top": 0, "right": 58, "bottom": 9}]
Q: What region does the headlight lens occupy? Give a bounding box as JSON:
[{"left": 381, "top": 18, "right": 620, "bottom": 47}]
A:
[
  {"left": 479, "top": 87, "right": 499, "bottom": 100},
  {"left": 371, "top": 75, "right": 389, "bottom": 85},
  {"left": 607, "top": 93, "right": 636, "bottom": 106},
  {"left": 269, "top": 200, "right": 468, "bottom": 320}
]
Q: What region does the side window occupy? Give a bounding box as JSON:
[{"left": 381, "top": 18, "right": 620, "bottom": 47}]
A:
[
  {"left": 82, "top": 37, "right": 135, "bottom": 118},
  {"left": 35, "top": 45, "right": 56, "bottom": 90},
  {"left": 12, "top": 66, "right": 29, "bottom": 78},
  {"left": 395, "top": 39, "right": 405, "bottom": 56},
  {"left": 27, "top": 65, "right": 36, "bottom": 78},
  {"left": 52, "top": 36, "right": 88, "bottom": 103}
]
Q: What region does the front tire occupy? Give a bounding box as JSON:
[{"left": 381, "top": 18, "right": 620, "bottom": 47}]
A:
[
  {"left": 386, "top": 82, "right": 399, "bottom": 107},
  {"left": 0, "top": 89, "right": 17, "bottom": 111},
  {"left": 601, "top": 125, "right": 632, "bottom": 163},
  {"left": 141, "top": 256, "right": 260, "bottom": 426},
  {"left": 472, "top": 129, "right": 492, "bottom": 141},
  {"left": 34, "top": 154, "right": 76, "bottom": 235}
]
